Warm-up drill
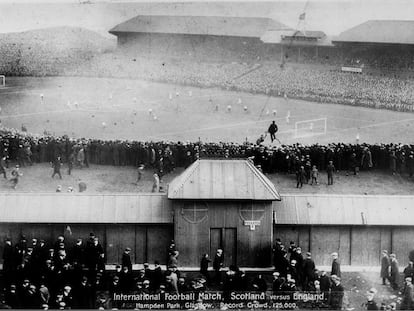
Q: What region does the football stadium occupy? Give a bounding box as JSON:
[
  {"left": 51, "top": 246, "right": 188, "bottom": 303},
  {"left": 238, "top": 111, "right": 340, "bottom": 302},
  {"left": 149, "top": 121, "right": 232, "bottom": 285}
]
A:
[{"left": 0, "top": 1, "right": 414, "bottom": 309}]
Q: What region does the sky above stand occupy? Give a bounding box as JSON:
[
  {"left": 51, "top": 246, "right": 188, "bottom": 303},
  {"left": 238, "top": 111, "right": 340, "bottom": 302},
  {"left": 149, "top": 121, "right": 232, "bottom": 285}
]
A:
[{"left": 0, "top": 0, "right": 412, "bottom": 36}]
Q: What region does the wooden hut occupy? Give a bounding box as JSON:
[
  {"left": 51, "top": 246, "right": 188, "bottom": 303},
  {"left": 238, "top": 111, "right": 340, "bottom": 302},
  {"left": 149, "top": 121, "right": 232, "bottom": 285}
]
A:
[{"left": 168, "top": 159, "right": 281, "bottom": 267}]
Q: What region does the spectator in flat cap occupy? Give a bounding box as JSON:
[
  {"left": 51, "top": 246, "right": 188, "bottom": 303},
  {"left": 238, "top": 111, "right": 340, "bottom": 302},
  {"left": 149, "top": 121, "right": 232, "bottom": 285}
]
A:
[
  {"left": 364, "top": 288, "right": 379, "bottom": 310},
  {"left": 329, "top": 275, "right": 344, "bottom": 310},
  {"left": 303, "top": 252, "right": 316, "bottom": 290},
  {"left": 401, "top": 277, "right": 414, "bottom": 310}
]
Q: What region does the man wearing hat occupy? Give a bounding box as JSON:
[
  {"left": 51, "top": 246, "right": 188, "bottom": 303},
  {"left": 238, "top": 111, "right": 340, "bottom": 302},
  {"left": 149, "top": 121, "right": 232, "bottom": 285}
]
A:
[
  {"left": 303, "top": 252, "right": 316, "bottom": 290},
  {"left": 380, "top": 250, "right": 390, "bottom": 285},
  {"left": 364, "top": 288, "right": 379, "bottom": 310},
  {"left": 329, "top": 275, "right": 344, "bottom": 310},
  {"left": 70, "top": 238, "right": 84, "bottom": 281},
  {"left": 73, "top": 276, "right": 94, "bottom": 309},
  {"left": 213, "top": 249, "right": 224, "bottom": 285},
  {"left": 319, "top": 270, "right": 331, "bottom": 304},
  {"left": 272, "top": 272, "right": 283, "bottom": 293},
  {"left": 401, "top": 277, "right": 414, "bottom": 310},
  {"left": 121, "top": 247, "right": 132, "bottom": 273}
]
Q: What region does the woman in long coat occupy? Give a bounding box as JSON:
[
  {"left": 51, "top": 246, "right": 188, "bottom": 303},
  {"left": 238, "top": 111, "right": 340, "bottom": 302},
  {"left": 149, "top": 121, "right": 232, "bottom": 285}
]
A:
[{"left": 380, "top": 250, "right": 390, "bottom": 285}]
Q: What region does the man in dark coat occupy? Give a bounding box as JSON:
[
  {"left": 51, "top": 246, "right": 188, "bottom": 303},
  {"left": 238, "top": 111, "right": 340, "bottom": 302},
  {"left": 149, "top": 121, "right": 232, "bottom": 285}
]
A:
[
  {"left": 73, "top": 276, "right": 94, "bottom": 309},
  {"left": 296, "top": 166, "right": 306, "bottom": 188},
  {"left": 327, "top": 161, "right": 335, "bottom": 185},
  {"left": 329, "top": 275, "right": 344, "bottom": 310},
  {"left": 213, "top": 249, "right": 224, "bottom": 285},
  {"left": 273, "top": 238, "right": 285, "bottom": 270},
  {"left": 319, "top": 270, "right": 331, "bottom": 304},
  {"left": 401, "top": 277, "right": 414, "bottom": 310},
  {"left": 152, "top": 261, "right": 163, "bottom": 291},
  {"left": 331, "top": 252, "right": 341, "bottom": 278},
  {"left": 350, "top": 153, "right": 359, "bottom": 175},
  {"left": 268, "top": 121, "right": 279, "bottom": 143},
  {"left": 3, "top": 238, "right": 14, "bottom": 287},
  {"left": 51, "top": 156, "right": 62, "bottom": 179},
  {"left": 403, "top": 261, "right": 414, "bottom": 280},
  {"left": 70, "top": 238, "right": 84, "bottom": 284},
  {"left": 121, "top": 248, "right": 132, "bottom": 272},
  {"left": 70, "top": 239, "right": 84, "bottom": 267},
  {"left": 200, "top": 253, "right": 211, "bottom": 282},
  {"left": 303, "top": 252, "right": 316, "bottom": 290},
  {"left": 380, "top": 250, "right": 390, "bottom": 285},
  {"left": 364, "top": 288, "right": 379, "bottom": 310},
  {"left": 85, "top": 237, "right": 104, "bottom": 279},
  {"left": 389, "top": 253, "right": 400, "bottom": 290}
]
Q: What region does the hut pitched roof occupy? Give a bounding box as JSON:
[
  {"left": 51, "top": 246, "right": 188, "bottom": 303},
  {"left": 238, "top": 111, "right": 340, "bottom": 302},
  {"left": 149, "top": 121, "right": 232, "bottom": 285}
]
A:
[{"left": 168, "top": 159, "right": 281, "bottom": 200}]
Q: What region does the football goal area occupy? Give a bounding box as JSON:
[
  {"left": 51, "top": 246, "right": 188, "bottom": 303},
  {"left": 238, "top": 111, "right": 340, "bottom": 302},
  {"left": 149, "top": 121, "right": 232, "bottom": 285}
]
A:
[{"left": 294, "top": 117, "right": 327, "bottom": 138}]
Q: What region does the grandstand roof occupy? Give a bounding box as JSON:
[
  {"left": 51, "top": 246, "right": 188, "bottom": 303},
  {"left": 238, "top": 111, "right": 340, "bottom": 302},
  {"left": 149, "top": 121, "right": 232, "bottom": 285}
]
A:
[
  {"left": 274, "top": 194, "right": 414, "bottom": 226},
  {"left": 109, "top": 15, "right": 290, "bottom": 38},
  {"left": 0, "top": 193, "right": 173, "bottom": 224},
  {"left": 168, "top": 159, "right": 281, "bottom": 200},
  {"left": 333, "top": 20, "right": 414, "bottom": 45}
]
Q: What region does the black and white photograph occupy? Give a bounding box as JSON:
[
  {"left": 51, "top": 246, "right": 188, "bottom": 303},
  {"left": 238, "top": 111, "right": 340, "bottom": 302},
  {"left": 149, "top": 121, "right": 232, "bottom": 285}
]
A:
[{"left": 0, "top": 0, "right": 414, "bottom": 309}]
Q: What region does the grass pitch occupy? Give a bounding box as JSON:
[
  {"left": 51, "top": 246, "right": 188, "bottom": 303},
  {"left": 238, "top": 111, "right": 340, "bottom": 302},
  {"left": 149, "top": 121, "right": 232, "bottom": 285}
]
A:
[{"left": 1, "top": 76, "right": 414, "bottom": 144}]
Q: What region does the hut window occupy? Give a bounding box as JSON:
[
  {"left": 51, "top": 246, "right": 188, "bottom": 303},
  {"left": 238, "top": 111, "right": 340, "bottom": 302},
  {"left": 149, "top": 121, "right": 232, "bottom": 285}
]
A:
[
  {"left": 239, "top": 203, "right": 265, "bottom": 222},
  {"left": 181, "top": 202, "right": 208, "bottom": 224}
]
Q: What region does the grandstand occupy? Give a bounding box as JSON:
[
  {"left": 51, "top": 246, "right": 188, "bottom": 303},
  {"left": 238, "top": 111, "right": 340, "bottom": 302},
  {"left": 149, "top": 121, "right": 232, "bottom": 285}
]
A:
[
  {"left": 333, "top": 20, "right": 414, "bottom": 74},
  {"left": 108, "top": 15, "right": 294, "bottom": 61},
  {"left": 108, "top": 15, "right": 414, "bottom": 76}
]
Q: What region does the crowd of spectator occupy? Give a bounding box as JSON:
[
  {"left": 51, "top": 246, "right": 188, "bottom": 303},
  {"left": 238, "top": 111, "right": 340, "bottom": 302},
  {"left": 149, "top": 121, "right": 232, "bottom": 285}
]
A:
[
  {"left": 66, "top": 51, "right": 414, "bottom": 114},
  {"left": 5, "top": 234, "right": 413, "bottom": 310},
  {"left": 2, "top": 28, "right": 414, "bottom": 114},
  {"left": 0, "top": 234, "right": 349, "bottom": 310},
  {"left": 0, "top": 27, "right": 113, "bottom": 77},
  {"left": 1, "top": 233, "right": 106, "bottom": 309},
  {"left": 1, "top": 126, "right": 414, "bottom": 184}
]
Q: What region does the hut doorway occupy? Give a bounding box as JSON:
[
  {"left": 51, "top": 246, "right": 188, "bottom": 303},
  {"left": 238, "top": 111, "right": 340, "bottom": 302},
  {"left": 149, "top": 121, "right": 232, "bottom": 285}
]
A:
[{"left": 210, "top": 228, "right": 237, "bottom": 267}]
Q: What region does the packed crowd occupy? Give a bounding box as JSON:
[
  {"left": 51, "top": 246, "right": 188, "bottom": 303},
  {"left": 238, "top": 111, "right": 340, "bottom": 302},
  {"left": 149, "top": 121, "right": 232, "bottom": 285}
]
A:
[
  {"left": 0, "top": 27, "right": 112, "bottom": 76},
  {"left": 1, "top": 127, "right": 414, "bottom": 182},
  {"left": 3, "top": 234, "right": 412, "bottom": 310},
  {"left": 342, "top": 49, "right": 414, "bottom": 72},
  {"left": 2, "top": 27, "right": 414, "bottom": 114},
  {"left": 0, "top": 234, "right": 344, "bottom": 310},
  {"left": 68, "top": 51, "right": 414, "bottom": 113}
]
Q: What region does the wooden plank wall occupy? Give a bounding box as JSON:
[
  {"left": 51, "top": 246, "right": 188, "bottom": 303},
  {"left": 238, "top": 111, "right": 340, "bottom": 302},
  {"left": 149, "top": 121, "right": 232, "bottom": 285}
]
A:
[
  {"left": 0, "top": 223, "right": 173, "bottom": 265},
  {"left": 174, "top": 201, "right": 273, "bottom": 267},
  {"left": 274, "top": 225, "right": 414, "bottom": 267}
]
